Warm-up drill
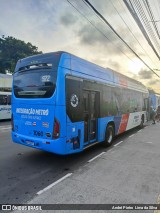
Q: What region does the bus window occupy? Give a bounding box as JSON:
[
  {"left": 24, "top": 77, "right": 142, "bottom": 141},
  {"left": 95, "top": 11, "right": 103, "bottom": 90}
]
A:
[
  {"left": 13, "top": 69, "right": 57, "bottom": 98},
  {"left": 84, "top": 93, "right": 89, "bottom": 112},
  {"left": 0, "top": 95, "right": 7, "bottom": 105},
  {"left": 7, "top": 95, "right": 11, "bottom": 105}
]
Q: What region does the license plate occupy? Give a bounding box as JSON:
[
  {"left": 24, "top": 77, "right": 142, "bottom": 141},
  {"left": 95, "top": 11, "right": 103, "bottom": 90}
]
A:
[{"left": 26, "top": 140, "right": 34, "bottom": 146}]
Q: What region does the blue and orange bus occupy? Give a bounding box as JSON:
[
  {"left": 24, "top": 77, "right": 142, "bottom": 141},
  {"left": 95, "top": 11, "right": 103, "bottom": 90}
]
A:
[{"left": 12, "top": 52, "right": 149, "bottom": 154}]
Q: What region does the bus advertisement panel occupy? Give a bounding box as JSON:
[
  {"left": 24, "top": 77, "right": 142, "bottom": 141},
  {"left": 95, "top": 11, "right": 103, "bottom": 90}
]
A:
[{"left": 11, "top": 52, "right": 149, "bottom": 155}]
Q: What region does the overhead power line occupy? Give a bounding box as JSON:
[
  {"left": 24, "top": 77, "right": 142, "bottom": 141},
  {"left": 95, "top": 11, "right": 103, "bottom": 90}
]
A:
[
  {"left": 109, "top": 0, "right": 159, "bottom": 70},
  {"left": 66, "top": 0, "right": 137, "bottom": 65},
  {"left": 123, "top": 0, "right": 160, "bottom": 60},
  {"left": 143, "top": 0, "right": 160, "bottom": 39},
  {"left": 81, "top": 0, "right": 160, "bottom": 78}
]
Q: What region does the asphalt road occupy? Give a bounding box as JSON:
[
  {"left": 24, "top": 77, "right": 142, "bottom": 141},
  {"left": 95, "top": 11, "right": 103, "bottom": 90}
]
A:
[
  {"left": 0, "top": 120, "right": 151, "bottom": 205},
  {"left": 27, "top": 121, "right": 160, "bottom": 213}
]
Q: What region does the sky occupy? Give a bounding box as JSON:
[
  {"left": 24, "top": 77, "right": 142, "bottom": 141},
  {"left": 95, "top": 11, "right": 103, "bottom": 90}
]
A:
[{"left": 0, "top": 0, "right": 160, "bottom": 93}]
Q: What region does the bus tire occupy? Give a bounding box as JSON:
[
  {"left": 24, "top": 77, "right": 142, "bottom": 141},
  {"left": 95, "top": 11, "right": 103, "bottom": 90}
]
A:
[
  {"left": 103, "top": 125, "right": 114, "bottom": 147},
  {"left": 139, "top": 115, "right": 144, "bottom": 129}
]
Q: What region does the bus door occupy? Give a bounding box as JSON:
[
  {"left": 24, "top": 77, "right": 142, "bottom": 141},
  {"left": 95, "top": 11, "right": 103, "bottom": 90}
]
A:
[{"left": 83, "top": 91, "right": 99, "bottom": 143}]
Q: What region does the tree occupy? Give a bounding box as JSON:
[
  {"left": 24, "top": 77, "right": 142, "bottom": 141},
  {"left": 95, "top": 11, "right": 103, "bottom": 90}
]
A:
[
  {"left": 0, "top": 36, "right": 42, "bottom": 74},
  {"left": 148, "top": 87, "right": 156, "bottom": 94}
]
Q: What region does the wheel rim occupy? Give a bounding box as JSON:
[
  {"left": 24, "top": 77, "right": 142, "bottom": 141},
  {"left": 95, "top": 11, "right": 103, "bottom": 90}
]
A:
[{"left": 107, "top": 128, "right": 113, "bottom": 143}]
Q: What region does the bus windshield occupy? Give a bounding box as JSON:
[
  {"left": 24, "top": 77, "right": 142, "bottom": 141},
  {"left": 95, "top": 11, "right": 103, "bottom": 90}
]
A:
[{"left": 14, "top": 67, "right": 57, "bottom": 98}]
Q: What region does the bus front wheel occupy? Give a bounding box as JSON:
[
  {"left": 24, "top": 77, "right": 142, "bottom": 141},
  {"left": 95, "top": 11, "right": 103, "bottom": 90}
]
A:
[{"left": 103, "top": 125, "right": 114, "bottom": 147}]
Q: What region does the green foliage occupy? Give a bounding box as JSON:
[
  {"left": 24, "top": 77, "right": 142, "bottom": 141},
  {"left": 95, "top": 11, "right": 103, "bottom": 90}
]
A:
[
  {"left": 0, "top": 35, "right": 42, "bottom": 74},
  {"left": 148, "top": 87, "right": 156, "bottom": 94}
]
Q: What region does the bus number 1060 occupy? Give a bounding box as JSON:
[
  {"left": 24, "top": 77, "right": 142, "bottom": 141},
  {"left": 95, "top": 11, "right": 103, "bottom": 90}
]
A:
[{"left": 33, "top": 130, "right": 43, "bottom": 137}]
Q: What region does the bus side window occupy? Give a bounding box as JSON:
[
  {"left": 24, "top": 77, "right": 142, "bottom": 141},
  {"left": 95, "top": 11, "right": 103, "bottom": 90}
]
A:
[
  {"left": 4, "top": 96, "right": 7, "bottom": 105},
  {"left": 7, "top": 95, "right": 11, "bottom": 105},
  {"left": 0, "top": 95, "right": 7, "bottom": 105},
  {"left": 83, "top": 93, "right": 89, "bottom": 112},
  {"left": 0, "top": 95, "right": 2, "bottom": 105}
]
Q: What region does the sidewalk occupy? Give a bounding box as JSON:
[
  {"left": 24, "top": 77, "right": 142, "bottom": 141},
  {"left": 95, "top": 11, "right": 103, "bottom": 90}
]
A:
[{"left": 25, "top": 122, "right": 160, "bottom": 212}]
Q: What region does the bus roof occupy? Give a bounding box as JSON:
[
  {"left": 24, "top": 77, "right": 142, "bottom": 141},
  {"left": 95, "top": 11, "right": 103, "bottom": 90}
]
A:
[
  {"left": 15, "top": 51, "right": 148, "bottom": 93},
  {"left": 60, "top": 52, "right": 148, "bottom": 93},
  {"left": 15, "top": 52, "right": 63, "bottom": 72}
]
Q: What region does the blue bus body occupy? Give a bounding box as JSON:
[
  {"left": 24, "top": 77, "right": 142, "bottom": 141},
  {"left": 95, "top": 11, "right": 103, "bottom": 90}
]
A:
[
  {"left": 149, "top": 93, "right": 160, "bottom": 110},
  {"left": 12, "top": 52, "right": 149, "bottom": 155}
]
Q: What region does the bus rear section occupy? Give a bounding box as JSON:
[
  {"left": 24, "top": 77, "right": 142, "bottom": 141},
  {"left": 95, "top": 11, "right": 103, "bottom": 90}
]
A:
[
  {"left": 12, "top": 52, "right": 70, "bottom": 155},
  {"left": 12, "top": 104, "right": 67, "bottom": 154}
]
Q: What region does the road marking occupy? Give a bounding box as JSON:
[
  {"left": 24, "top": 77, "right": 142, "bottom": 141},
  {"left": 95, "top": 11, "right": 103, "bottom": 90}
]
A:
[
  {"left": 88, "top": 152, "right": 106, "bottom": 163},
  {"left": 37, "top": 173, "right": 72, "bottom": 195},
  {"left": 129, "top": 134, "right": 135, "bottom": 138},
  {"left": 146, "top": 142, "right": 153, "bottom": 144},
  {"left": 137, "top": 130, "right": 142, "bottom": 133},
  {"left": 114, "top": 141, "right": 123, "bottom": 147}
]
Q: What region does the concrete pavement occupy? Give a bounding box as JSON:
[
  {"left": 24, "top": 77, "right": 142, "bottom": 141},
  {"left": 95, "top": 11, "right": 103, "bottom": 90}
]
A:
[{"left": 14, "top": 122, "right": 160, "bottom": 212}]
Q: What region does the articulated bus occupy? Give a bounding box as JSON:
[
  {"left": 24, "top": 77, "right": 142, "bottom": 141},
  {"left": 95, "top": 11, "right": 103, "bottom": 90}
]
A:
[{"left": 12, "top": 52, "right": 149, "bottom": 155}]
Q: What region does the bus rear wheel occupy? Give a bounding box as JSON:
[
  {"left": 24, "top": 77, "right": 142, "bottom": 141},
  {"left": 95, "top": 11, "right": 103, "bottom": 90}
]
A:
[{"left": 103, "top": 125, "right": 114, "bottom": 147}]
